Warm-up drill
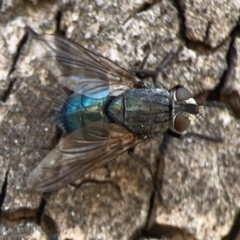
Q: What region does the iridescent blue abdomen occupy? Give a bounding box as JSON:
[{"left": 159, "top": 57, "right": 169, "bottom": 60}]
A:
[{"left": 57, "top": 94, "right": 113, "bottom": 133}]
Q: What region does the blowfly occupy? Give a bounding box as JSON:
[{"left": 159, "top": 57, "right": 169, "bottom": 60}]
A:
[{"left": 27, "top": 32, "right": 202, "bottom": 192}]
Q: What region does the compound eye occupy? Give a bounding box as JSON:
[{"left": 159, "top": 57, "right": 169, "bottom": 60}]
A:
[
  {"left": 176, "top": 87, "right": 191, "bottom": 101},
  {"left": 174, "top": 114, "right": 190, "bottom": 132}
]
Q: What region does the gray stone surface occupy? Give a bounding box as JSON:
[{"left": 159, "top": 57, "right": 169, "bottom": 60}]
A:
[
  {"left": 0, "top": 0, "right": 240, "bottom": 239},
  {"left": 221, "top": 36, "right": 240, "bottom": 118},
  {"left": 0, "top": 223, "right": 47, "bottom": 240},
  {"left": 157, "top": 106, "right": 240, "bottom": 239},
  {"left": 179, "top": 0, "right": 239, "bottom": 47}
]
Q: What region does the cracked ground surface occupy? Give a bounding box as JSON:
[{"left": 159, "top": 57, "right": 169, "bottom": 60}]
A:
[{"left": 0, "top": 0, "right": 240, "bottom": 239}]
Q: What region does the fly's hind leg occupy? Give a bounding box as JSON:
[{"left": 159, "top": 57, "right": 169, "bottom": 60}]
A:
[{"left": 128, "top": 148, "right": 162, "bottom": 202}]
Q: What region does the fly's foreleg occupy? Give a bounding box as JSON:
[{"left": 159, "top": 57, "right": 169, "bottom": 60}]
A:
[{"left": 128, "top": 45, "right": 183, "bottom": 80}]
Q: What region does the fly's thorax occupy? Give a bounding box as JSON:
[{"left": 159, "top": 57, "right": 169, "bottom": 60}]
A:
[
  {"left": 169, "top": 86, "right": 202, "bottom": 134},
  {"left": 108, "top": 88, "right": 172, "bottom": 137}
]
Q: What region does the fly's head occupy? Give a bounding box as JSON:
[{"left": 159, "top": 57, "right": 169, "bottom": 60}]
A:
[{"left": 169, "top": 85, "right": 203, "bottom": 135}]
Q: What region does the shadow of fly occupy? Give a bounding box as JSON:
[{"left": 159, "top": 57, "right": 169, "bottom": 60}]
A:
[{"left": 27, "top": 30, "right": 202, "bottom": 192}]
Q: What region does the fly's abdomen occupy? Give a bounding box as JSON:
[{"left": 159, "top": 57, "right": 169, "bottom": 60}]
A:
[
  {"left": 57, "top": 94, "right": 112, "bottom": 133},
  {"left": 108, "top": 89, "right": 171, "bottom": 137}
]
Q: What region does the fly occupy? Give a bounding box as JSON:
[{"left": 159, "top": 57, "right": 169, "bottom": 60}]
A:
[{"left": 27, "top": 32, "right": 202, "bottom": 192}]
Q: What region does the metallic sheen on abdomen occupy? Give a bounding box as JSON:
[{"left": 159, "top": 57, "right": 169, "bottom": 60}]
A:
[{"left": 57, "top": 94, "right": 112, "bottom": 133}]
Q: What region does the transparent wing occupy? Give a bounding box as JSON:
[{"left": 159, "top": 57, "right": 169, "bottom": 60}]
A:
[
  {"left": 27, "top": 122, "right": 138, "bottom": 192},
  {"left": 33, "top": 33, "right": 139, "bottom": 98}
]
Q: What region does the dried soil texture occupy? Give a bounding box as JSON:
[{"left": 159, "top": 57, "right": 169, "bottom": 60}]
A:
[{"left": 0, "top": 0, "right": 240, "bottom": 240}]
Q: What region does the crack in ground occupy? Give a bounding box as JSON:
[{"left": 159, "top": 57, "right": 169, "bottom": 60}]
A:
[
  {"left": 173, "top": 0, "right": 231, "bottom": 52},
  {"left": 130, "top": 128, "right": 226, "bottom": 238},
  {"left": 1, "top": 208, "right": 37, "bottom": 226},
  {"left": 205, "top": 21, "right": 213, "bottom": 44},
  {"left": 36, "top": 196, "right": 47, "bottom": 225},
  {"left": 129, "top": 135, "right": 197, "bottom": 239},
  {"left": 0, "top": 196, "right": 59, "bottom": 240},
  {"left": 55, "top": 10, "right": 65, "bottom": 36},
  {"left": 135, "top": 1, "right": 153, "bottom": 14},
  {"left": 0, "top": 77, "right": 17, "bottom": 102},
  {"left": 70, "top": 179, "right": 123, "bottom": 201},
  {"left": 207, "top": 24, "right": 240, "bottom": 103},
  {"left": 122, "top": 0, "right": 160, "bottom": 29},
  {"left": 7, "top": 31, "right": 28, "bottom": 80},
  {"left": 0, "top": 169, "right": 9, "bottom": 221},
  {"left": 38, "top": 194, "right": 59, "bottom": 240},
  {"left": 222, "top": 211, "right": 240, "bottom": 240},
  {"left": 0, "top": 0, "right": 3, "bottom": 10},
  {"left": 0, "top": 170, "right": 58, "bottom": 239},
  {"left": 1, "top": 31, "right": 28, "bottom": 102},
  {"left": 174, "top": 0, "right": 240, "bottom": 120}
]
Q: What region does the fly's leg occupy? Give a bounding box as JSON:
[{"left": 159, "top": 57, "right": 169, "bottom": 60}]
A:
[
  {"left": 128, "top": 149, "right": 162, "bottom": 201},
  {"left": 183, "top": 133, "right": 223, "bottom": 142},
  {"left": 166, "top": 128, "right": 223, "bottom": 142},
  {"left": 128, "top": 45, "right": 183, "bottom": 80}
]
